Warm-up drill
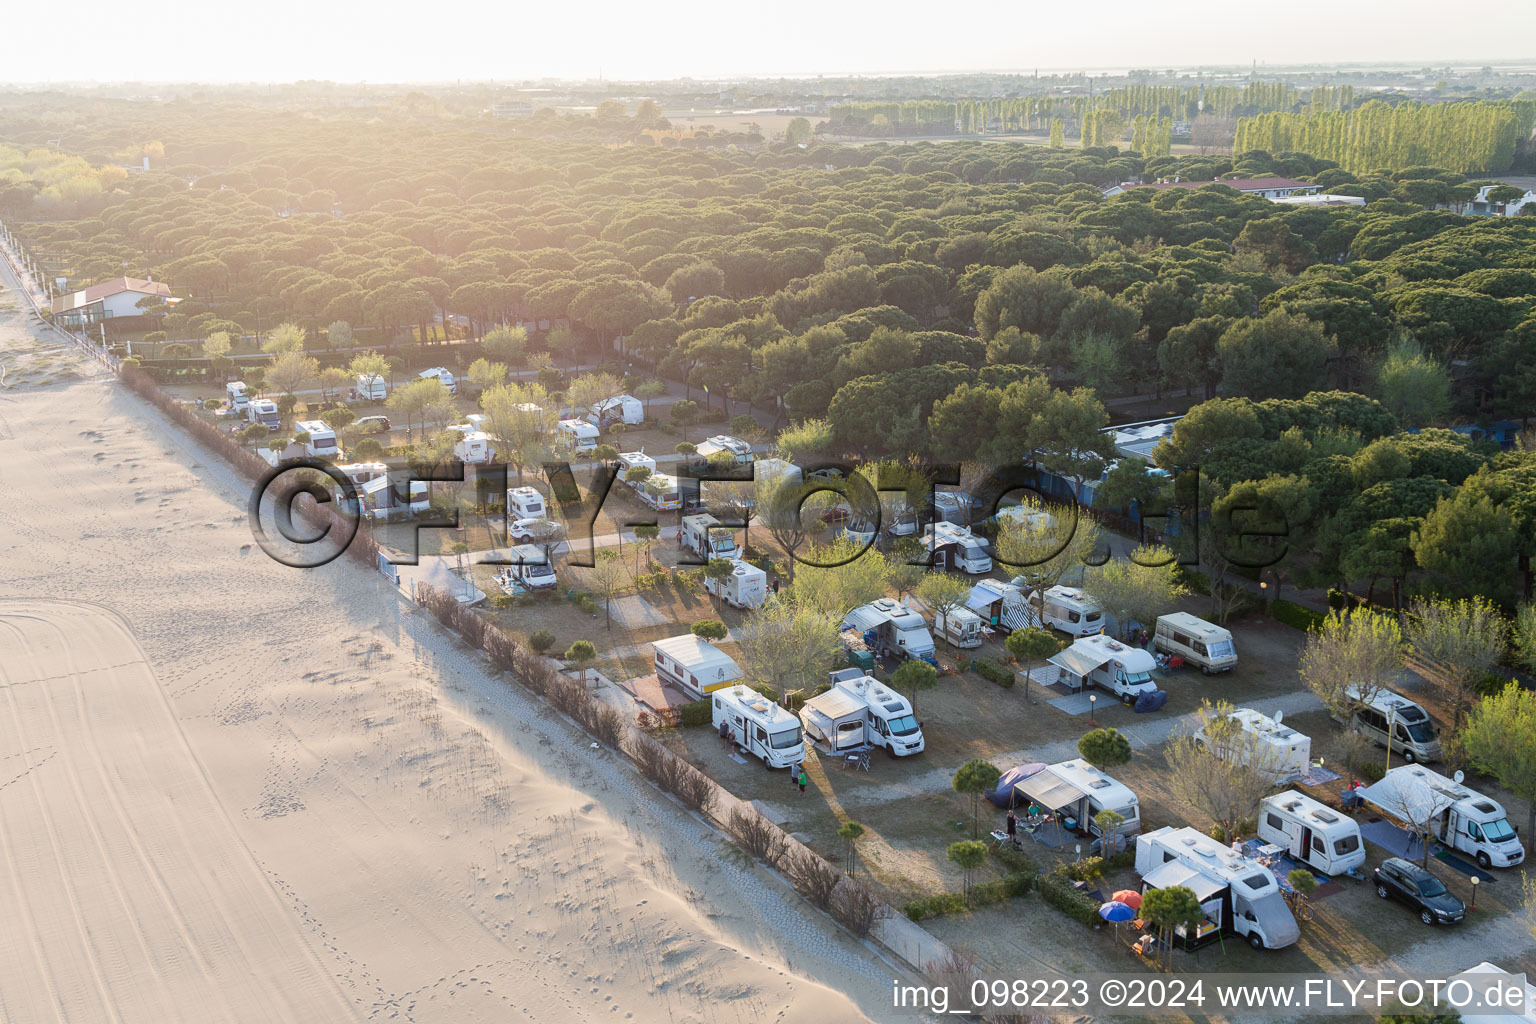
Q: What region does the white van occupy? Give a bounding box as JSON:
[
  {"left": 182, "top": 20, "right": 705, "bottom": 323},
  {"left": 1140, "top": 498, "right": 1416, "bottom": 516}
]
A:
[
  {"left": 557, "top": 418, "right": 599, "bottom": 453},
  {"left": 1053, "top": 634, "right": 1160, "bottom": 704},
  {"left": 1196, "top": 707, "right": 1311, "bottom": 782},
  {"left": 355, "top": 374, "right": 388, "bottom": 401},
  {"left": 506, "top": 485, "right": 547, "bottom": 520},
  {"left": 294, "top": 419, "right": 339, "bottom": 459},
  {"left": 452, "top": 430, "right": 493, "bottom": 465},
  {"left": 505, "top": 543, "right": 557, "bottom": 590},
  {"left": 1029, "top": 585, "right": 1104, "bottom": 636},
  {"left": 1336, "top": 686, "right": 1442, "bottom": 763},
  {"left": 712, "top": 685, "right": 804, "bottom": 769},
  {"left": 1361, "top": 766, "right": 1525, "bottom": 869},
  {"left": 704, "top": 558, "right": 768, "bottom": 609},
  {"left": 225, "top": 380, "right": 250, "bottom": 413},
  {"left": 418, "top": 366, "right": 457, "bottom": 394},
  {"left": 1259, "top": 790, "right": 1365, "bottom": 876},
  {"left": 1154, "top": 612, "right": 1237, "bottom": 674},
  {"left": 638, "top": 473, "right": 682, "bottom": 511},
  {"left": 919, "top": 521, "right": 992, "bottom": 574}
]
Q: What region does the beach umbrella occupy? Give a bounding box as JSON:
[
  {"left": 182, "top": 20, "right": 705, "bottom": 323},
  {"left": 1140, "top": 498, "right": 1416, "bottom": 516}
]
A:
[
  {"left": 1112, "top": 889, "right": 1143, "bottom": 910},
  {"left": 1099, "top": 901, "right": 1136, "bottom": 923}
]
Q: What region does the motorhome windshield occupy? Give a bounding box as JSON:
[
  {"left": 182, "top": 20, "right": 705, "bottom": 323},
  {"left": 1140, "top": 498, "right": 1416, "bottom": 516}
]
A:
[
  {"left": 898, "top": 626, "right": 928, "bottom": 643},
  {"left": 1482, "top": 818, "right": 1517, "bottom": 842},
  {"left": 769, "top": 727, "right": 802, "bottom": 749},
  {"left": 1406, "top": 721, "right": 1437, "bottom": 742},
  {"left": 888, "top": 715, "right": 919, "bottom": 736},
  {"left": 1124, "top": 670, "right": 1153, "bottom": 686},
  {"left": 1206, "top": 639, "right": 1235, "bottom": 658},
  {"left": 527, "top": 564, "right": 554, "bottom": 578},
  {"left": 961, "top": 541, "right": 986, "bottom": 558}
]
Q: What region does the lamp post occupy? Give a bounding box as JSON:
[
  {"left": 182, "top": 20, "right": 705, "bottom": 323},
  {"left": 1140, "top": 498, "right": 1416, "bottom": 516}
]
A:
[
  {"left": 1259, "top": 577, "right": 1269, "bottom": 614},
  {"left": 1089, "top": 693, "right": 1097, "bottom": 726},
  {"left": 1470, "top": 875, "right": 1480, "bottom": 911}
]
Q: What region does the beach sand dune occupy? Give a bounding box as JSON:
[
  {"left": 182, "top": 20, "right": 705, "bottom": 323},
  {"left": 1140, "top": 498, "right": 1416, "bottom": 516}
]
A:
[{"left": 0, "top": 289, "right": 887, "bottom": 1022}]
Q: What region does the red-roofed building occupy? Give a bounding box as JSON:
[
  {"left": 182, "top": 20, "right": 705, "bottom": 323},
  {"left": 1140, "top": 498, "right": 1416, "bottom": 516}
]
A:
[
  {"left": 51, "top": 276, "right": 171, "bottom": 328},
  {"left": 1102, "top": 177, "right": 1321, "bottom": 200}
]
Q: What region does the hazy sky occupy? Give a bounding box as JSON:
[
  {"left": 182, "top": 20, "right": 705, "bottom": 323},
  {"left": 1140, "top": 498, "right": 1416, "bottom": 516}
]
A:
[{"left": 8, "top": 0, "right": 1535, "bottom": 84}]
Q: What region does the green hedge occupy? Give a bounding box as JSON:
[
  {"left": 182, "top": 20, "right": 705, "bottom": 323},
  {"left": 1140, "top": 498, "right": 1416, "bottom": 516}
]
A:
[
  {"left": 679, "top": 699, "right": 712, "bottom": 728},
  {"left": 902, "top": 874, "right": 1033, "bottom": 922},
  {"left": 1271, "top": 599, "right": 1327, "bottom": 632},
  {"left": 902, "top": 892, "right": 967, "bottom": 921},
  {"left": 974, "top": 658, "right": 1015, "bottom": 688},
  {"left": 1038, "top": 870, "right": 1102, "bottom": 926}
]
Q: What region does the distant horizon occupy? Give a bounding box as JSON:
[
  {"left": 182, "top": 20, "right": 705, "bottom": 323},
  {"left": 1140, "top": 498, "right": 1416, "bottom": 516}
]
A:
[{"left": 4, "top": 0, "right": 1534, "bottom": 86}]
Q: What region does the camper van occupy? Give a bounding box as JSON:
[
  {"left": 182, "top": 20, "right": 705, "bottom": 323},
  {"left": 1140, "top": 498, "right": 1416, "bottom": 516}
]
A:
[
  {"left": 506, "top": 486, "right": 547, "bottom": 520},
  {"left": 800, "top": 668, "right": 925, "bottom": 757},
  {"left": 1154, "top": 612, "right": 1237, "bottom": 674},
  {"left": 1195, "top": 707, "right": 1311, "bottom": 782},
  {"left": 1337, "top": 686, "right": 1442, "bottom": 763},
  {"left": 1013, "top": 758, "right": 1141, "bottom": 844},
  {"left": 1136, "top": 825, "right": 1300, "bottom": 951},
  {"left": 452, "top": 430, "right": 493, "bottom": 465},
  {"left": 225, "top": 380, "right": 250, "bottom": 413},
  {"left": 332, "top": 461, "right": 389, "bottom": 513},
  {"left": 590, "top": 394, "right": 644, "bottom": 427},
  {"left": 653, "top": 634, "right": 742, "bottom": 699},
  {"left": 295, "top": 419, "right": 339, "bottom": 459},
  {"left": 504, "top": 543, "right": 557, "bottom": 591},
  {"left": 354, "top": 374, "right": 387, "bottom": 401},
  {"left": 704, "top": 558, "right": 768, "bottom": 609},
  {"left": 557, "top": 418, "right": 599, "bottom": 454},
  {"left": 617, "top": 450, "right": 657, "bottom": 486},
  {"left": 638, "top": 473, "right": 683, "bottom": 511},
  {"left": 246, "top": 399, "right": 280, "bottom": 432},
  {"left": 1361, "top": 765, "right": 1525, "bottom": 869},
  {"left": 934, "top": 605, "right": 984, "bottom": 648},
  {"left": 1028, "top": 585, "right": 1105, "bottom": 636},
  {"left": 712, "top": 685, "right": 804, "bottom": 769},
  {"left": 1259, "top": 790, "right": 1365, "bottom": 876},
  {"left": 919, "top": 521, "right": 992, "bottom": 574},
  {"left": 1052, "top": 634, "right": 1160, "bottom": 704},
  {"left": 931, "top": 491, "right": 979, "bottom": 526},
  {"left": 418, "top": 366, "right": 457, "bottom": 394},
  {"left": 693, "top": 434, "right": 755, "bottom": 466},
  {"left": 681, "top": 513, "right": 740, "bottom": 561},
  {"left": 842, "top": 598, "right": 936, "bottom": 664},
  {"left": 965, "top": 580, "right": 1040, "bottom": 634}
]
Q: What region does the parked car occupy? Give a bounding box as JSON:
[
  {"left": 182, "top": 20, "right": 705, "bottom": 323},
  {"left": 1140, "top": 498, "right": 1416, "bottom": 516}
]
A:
[
  {"left": 1373, "top": 857, "right": 1465, "bottom": 926},
  {"left": 353, "top": 415, "right": 391, "bottom": 433},
  {"left": 509, "top": 518, "right": 564, "bottom": 543}
]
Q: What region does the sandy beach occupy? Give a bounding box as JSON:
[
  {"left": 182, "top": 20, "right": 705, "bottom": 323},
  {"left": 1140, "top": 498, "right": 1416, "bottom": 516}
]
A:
[{"left": 0, "top": 280, "right": 891, "bottom": 1021}]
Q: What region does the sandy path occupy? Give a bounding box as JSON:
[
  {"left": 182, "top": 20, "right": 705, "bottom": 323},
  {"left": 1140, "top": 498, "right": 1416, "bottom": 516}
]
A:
[{"left": 0, "top": 283, "right": 892, "bottom": 1020}]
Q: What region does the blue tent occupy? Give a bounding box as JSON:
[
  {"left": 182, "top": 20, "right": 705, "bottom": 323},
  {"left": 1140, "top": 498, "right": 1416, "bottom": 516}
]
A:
[{"left": 986, "top": 762, "right": 1048, "bottom": 807}]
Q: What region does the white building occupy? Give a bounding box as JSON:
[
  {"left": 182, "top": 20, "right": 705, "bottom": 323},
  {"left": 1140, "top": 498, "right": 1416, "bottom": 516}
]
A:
[
  {"left": 1103, "top": 176, "right": 1321, "bottom": 200},
  {"left": 51, "top": 276, "right": 173, "bottom": 329}
]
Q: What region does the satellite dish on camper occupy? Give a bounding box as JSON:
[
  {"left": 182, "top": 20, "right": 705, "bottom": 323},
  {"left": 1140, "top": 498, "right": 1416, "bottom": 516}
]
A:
[
  {"left": 1454, "top": 770, "right": 1466, "bottom": 784},
  {"left": 1273, "top": 710, "right": 1284, "bottom": 725}
]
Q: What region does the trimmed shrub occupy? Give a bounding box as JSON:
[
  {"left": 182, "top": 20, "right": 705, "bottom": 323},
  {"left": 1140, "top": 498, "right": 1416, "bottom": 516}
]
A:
[
  {"left": 528, "top": 629, "right": 556, "bottom": 653},
  {"left": 903, "top": 892, "right": 968, "bottom": 921},
  {"left": 678, "top": 699, "right": 713, "bottom": 728},
  {"left": 1038, "top": 870, "right": 1102, "bottom": 926},
  {"left": 1271, "top": 599, "right": 1327, "bottom": 632},
  {"left": 973, "top": 658, "right": 1014, "bottom": 688}
]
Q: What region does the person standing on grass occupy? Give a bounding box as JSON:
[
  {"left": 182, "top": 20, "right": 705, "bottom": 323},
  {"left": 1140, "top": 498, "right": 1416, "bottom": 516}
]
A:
[
  {"left": 794, "top": 763, "right": 806, "bottom": 794},
  {"left": 1006, "top": 808, "right": 1018, "bottom": 839}
]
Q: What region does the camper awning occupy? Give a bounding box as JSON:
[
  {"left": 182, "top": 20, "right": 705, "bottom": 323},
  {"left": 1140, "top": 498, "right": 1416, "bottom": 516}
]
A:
[
  {"left": 966, "top": 584, "right": 1002, "bottom": 612},
  {"left": 1143, "top": 860, "right": 1225, "bottom": 902},
  {"left": 1014, "top": 768, "right": 1086, "bottom": 812},
  {"left": 1358, "top": 772, "right": 1452, "bottom": 823},
  {"left": 1049, "top": 645, "right": 1114, "bottom": 679},
  {"left": 803, "top": 687, "right": 865, "bottom": 723}
]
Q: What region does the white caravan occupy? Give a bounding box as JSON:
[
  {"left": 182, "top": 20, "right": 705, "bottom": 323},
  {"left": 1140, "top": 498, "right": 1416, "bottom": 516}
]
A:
[
  {"left": 919, "top": 521, "right": 992, "bottom": 574},
  {"left": 295, "top": 419, "right": 339, "bottom": 459},
  {"left": 965, "top": 579, "right": 1040, "bottom": 634},
  {"left": 1154, "top": 612, "right": 1237, "bottom": 674},
  {"left": 1014, "top": 758, "right": 1141, "bottom": 842},
  {"left": 504, "top": 543, "right": 557, "bottom": 591},
  {"left": 1029, "top": 585, "right": 1105, "bottom": 636},
  {"left": 506, "top": 486, "right": 547, "bottom": 520},
  {"left": 1259, "top": 790, "right": 1365, "bottom": 876},
  {"left": 653, "top": 634, "right": 742, "bottom": 699},
  {"left": 617, "top": 450, "right": 657, "bottom": 485},
  {"left": 590, "top": 393, "right": 644, "bottom": 427},
  {"left": 801, "top": 668, "right": 925, "bottom": 757},
  {"left": 332, "top": 461, "right": 389, "bottom": 513},
  {"left": 1049, "top": 634, "right": 1160, "bottom": 703},
  {"left": 1360, "top": 765, "right": 1525, "bottom": 869},
  {"left": 225, "top": 380, "right": 250, "bottom": 412},
  {"left": 842, "top": 598, "right": 936, "bottom": 663},
  {"left": 453, "top": 430, "right": 493, "bottom": 465},
  {"left": 557, "top": 418, "right": 599, "bottom": 453},
  {"left": 704, "top": 558, "right": 768, "bottom": 609},
  {"left": 1195, "top": 707, "right": 1311, "bottom": 782},
  {"left": 934, "top": 605, "right": 984, "bottom": 648},
  {"left": 355, "top": 373, "right": 387, "bottom": 400},
  {"left": 711, "top": 685, "right": 804, "bottom": 769},
  {"left": 1337, "top": 686, "right": 1443, "bottom": 763},
  {"left": 246, "top": 398, "right": 280, "bottom": 432},
  {"left": 638, "top": 473, "right": 683, "bottom": 511},
  {"left": 418, "top": 366, "right": 457, "bottom": 394},
  {"left": 681, "top": 512, "right": 740, "bottom": 561},
  {"left": 931, "top": 491, "right": 979, "bottom": 525},
  {"left": 694, "top": 434, "right": 755, "bottom": 465},
  {"left": 1135, "top": 825, "right": 1301, "bottom": 951}
]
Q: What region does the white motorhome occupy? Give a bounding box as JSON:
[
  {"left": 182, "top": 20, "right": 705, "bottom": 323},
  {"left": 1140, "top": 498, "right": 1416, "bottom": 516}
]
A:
[
  {"left": 617, "top": 450, "right": 657, "bottom": 486},
  {"left": 711, "top": 685, "right": 804, "bottom": 769},
  {"left": 418, "top": 366, "right": 457, "bottom": 394},
  {"left": 704, "top": 558, "right": 767, "bottom": 609},
  {"left": 919, "top": 521, "right": 992, "bottom": 574},
  {"left": 557, "top": 418, "right": 599, "bottom": 453},
  {"left": 357, "top": 474, "right": 429, "bottom": 521},
  {"left": 693, "top": 434, "right": 755, "bottom": 466},
  {"left": 931, "top": 490, "right": 978, "bottom": 526},
  {"left": 1259, "top": 790, "right": 1365, "bottom": 876},
  {"left": 355, "top": 374, "right": 387, "bottom": 401},
  {"left": 1014, "top": 758, "right": 1141, "bottom": 843},
  {"left": 225, "top": 380, "right": 250, "bottom": 412},
  {"left": 246, "top": 398, "right": 280, "bottom": 432},
  {"left": 1195, "top": 707, "right": 1311, "bottom": 782},
  {"left": 294, "top": 419, "right": 339, "bottom": 459},
  {"left": 934, "top": 605, "right": 984, "bottom": 648},
  {"left": 653, "top": 634, "right": 742, "bottom": 699},
  {"left": 842, "top": 598, "right": 936, "bottom": 663},
  {"left": 681, "top": 512, "right": 740, "bottom": 561},
  {"left": 800, "top": 668, "right": 924, "bottom": 756},
  {"left": 993, "top": 503, "right": 1056, "bottom": 533},
  {"left": 1136, "top": 825, "right": 1301, "bottom": 951},
  {"left": 504, "top": 543, "right": 557, "bottom": 591},
  {"left": 1336, "top": 685, "right": 1442, "bottom": 763},
  {"left": 638, "top": 473, "right": 682, "bottom": 511},
  {"left": 506, "top": 486, "right": 547, "bottom": 520},
  {"left": 1154, "top": 612, "right": 1237, "bottom": 674},
  {"left": 452, "top": 430, "right": 493, "bottom": 465},
  {"left": 1049, "top": 634, "right": 1160, "bottom": 704},
  {"left": 1360, "top": 765, "right": 1525, "bottom": 869},
  {"left": 590, "top": 393, "right": 644, "bottom": 427},
  {"left": 1029, "top": 585, "right": 1104, "bottom": 636},
  {"left": 332, "top": 461, "right": 389, "bottom": 514},
  {"left": 965, "top": 579, "right": 1041, "bottom": 634}
]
